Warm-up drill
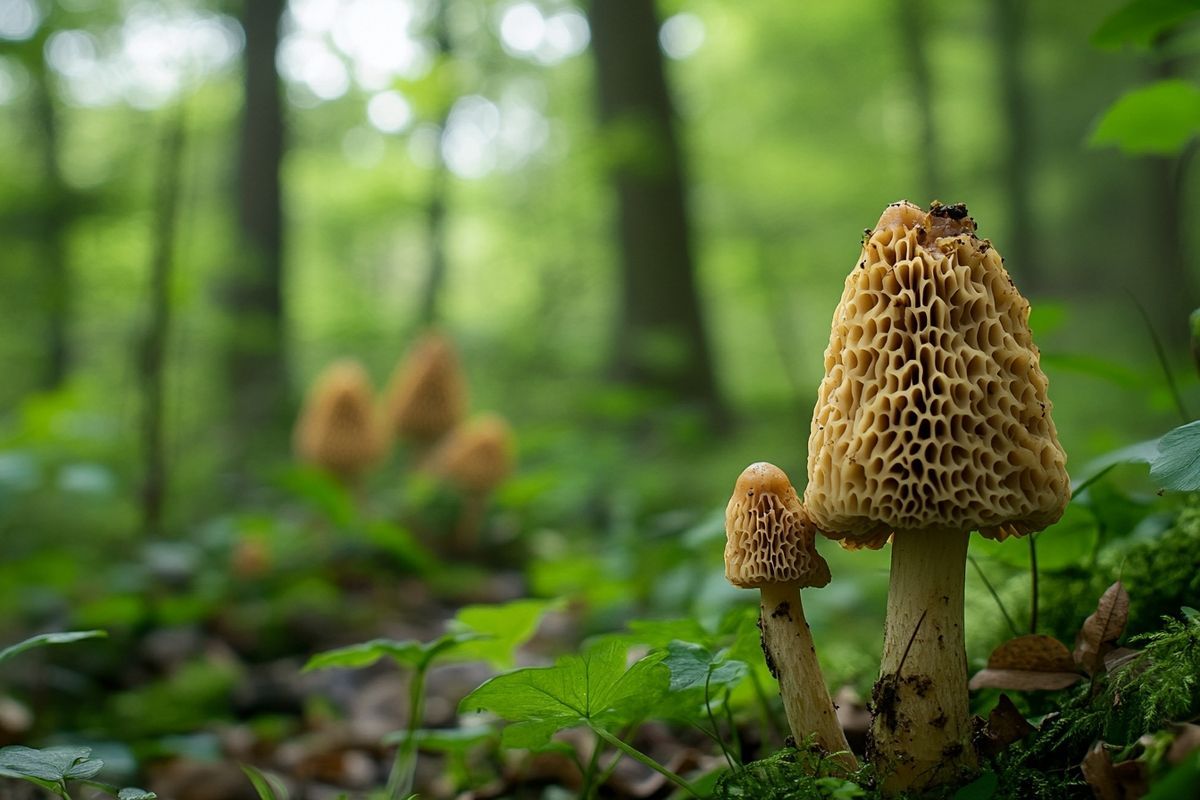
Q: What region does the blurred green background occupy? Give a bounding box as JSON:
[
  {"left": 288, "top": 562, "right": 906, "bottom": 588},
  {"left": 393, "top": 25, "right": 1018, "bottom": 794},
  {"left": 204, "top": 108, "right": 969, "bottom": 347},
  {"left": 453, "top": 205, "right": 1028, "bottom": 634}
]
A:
[{"left": 0, "top": 0, "right": 1198, "bottom": 795}]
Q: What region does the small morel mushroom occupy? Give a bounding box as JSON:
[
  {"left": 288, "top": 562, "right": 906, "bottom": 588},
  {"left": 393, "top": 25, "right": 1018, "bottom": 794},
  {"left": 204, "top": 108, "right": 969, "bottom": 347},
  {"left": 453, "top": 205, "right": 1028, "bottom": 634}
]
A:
[
  {"left": 424, "top": 414, "right": 515, "bottom": 552},
  {"left": 725, "top": 462, "right": 857, "bottom": 772},
  {"left": 383, "top": 331, "right": 468, "bottom": 449},
  {"left": 293, "top": 359, "right": 388, "bottom": 485},
  {"left": 804, "top": 201, "right": 1069, "bottom": 793}
]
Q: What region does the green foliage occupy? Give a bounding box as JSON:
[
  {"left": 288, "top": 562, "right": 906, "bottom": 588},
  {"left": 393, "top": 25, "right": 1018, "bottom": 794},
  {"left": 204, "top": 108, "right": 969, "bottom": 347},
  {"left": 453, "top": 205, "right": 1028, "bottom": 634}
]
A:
[
  {"left": 448, "top": 598, "right": 563, "bottom": 669},
  {"left": 0, "top": 745, "right": 154, "bottom": 800},
  {"left": 0, "top": 630, "right": 106, "bottom": 665},
  {"left": 1090, "top": 79, "right": 1200, "bottom": 156},
  {"left": 460, "top": 637, "right": 668, "bottom": 750},
  {"left": 243, "top": 764, "right": 289, "bottom": 800},
  {"left": 1092, "top": 0, "right": 1200, "bottom": 48},
  {"left": 303, "top": 631, "right": 486, "bottom": 673},
  {"left": 714, "top": 747, "right": 868, "bottom": 799},
  {"left": 1102, "top": 613, "right": 1200, "bottom": 742},
  {"left": 1146, "top": 750, "right": 1200, "bottom": 799}
]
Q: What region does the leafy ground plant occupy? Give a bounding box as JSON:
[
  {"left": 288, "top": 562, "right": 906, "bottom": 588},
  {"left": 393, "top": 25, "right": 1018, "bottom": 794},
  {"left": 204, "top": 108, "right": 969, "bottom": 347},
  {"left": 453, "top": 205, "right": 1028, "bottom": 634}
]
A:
[{"left": 0, "top": 631, "right": 155, "bottom": 800}]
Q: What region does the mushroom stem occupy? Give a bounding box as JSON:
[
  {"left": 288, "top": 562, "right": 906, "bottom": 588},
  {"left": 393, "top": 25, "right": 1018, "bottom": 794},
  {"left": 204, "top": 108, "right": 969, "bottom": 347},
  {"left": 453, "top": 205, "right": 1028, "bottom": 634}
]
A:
[
  {"left": 871, "top": 529, "right": 976, "bottom": 794},
  {"left": 759, "top": 583, "right": 858, "bottom": 772}
]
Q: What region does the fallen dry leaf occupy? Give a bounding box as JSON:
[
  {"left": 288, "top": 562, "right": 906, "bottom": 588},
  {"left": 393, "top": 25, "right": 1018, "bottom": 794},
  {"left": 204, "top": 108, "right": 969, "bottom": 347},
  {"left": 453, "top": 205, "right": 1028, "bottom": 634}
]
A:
[
  {"left": 1075, "top": 582, "right": 1130, "bottom": 677},
  {"left": 968, "top": 634, "right": 1083, "bottom": 691},
  {"left": 980, "top": 694, "right": 1035, "bottom": 757},
  {"left": 1081, "top": 741, "right": 1119, "bottom": 800}
]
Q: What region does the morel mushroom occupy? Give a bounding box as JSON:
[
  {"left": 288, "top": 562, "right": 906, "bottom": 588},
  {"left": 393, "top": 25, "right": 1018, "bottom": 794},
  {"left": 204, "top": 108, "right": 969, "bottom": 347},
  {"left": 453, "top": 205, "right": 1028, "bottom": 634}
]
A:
[
  {"left": 725, "top": 462, "right": 857, "bottom": 771},
  {"left": 804, "top": 201, "right": 1069, "bottom": 792},
  {"left": 294, "top": 359, "right": 388, "bottom": 485},
  {"left": 425, "top": 414, "right": 515, "bottom": 552},
  {"left": 383, "top": 331, "right": 467, "bottom": 449}
]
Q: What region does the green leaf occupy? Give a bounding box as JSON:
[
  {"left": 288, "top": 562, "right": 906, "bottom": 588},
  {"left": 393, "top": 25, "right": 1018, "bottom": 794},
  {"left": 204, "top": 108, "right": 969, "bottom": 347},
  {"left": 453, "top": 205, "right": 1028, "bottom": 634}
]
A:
[
  {"left": 953, "top": 770, "right": 998, "bottom": 800},
  {"left": 117, "top": 789, "right": 157, "bottom": 800},
  {"left": 1093, "top": 0, "right": 1200, "bottom": 49},
  {"left": 459, "top": 638, "right": 669, "bottom": 741},
  {"left": 242, "top": 764, "right": 289, "bottom": 800},
  {"left": 620, "top": 618, "right": 713, "bottom": 649},
  {"left": 499, "top": 718, "right": 573, "bottom": 752},
  {"left": 1147, "top": 750, "right": 1200, "bottom": 798},
  {"left": 0, "top": 630, "right": 107, "bottom": 665},
  {"left": 303, "top": 631, "right": 487, "bottom": 673},
  {"left": 1040, "top": 352, "right": 1143, "bottom": 388},
  {"left": 1149, "top": 420, "right": 1200, "bottom": 490},
  {"left": 449, "top": 598, "right": 563, "bottom": 669},
  {"left": 274, "top": 466, "right": 355, "bottom": 528},
  {"left": 1090, "top": 79, "right": 1200, "bottom": 155},
  {"left": 0, "top": 745, "right": 103, "bottom": 783},
  {"left": 661, "top": 641, "right": 748, "bottom": 693}
]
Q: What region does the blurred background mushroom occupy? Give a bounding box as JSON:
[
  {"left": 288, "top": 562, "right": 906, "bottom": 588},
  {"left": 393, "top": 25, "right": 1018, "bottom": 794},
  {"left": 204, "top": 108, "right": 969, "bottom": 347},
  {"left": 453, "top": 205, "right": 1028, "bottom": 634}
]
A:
[
  {"left": 293, "top": 359, "right": 389, "bottom": 487},
  {"left": 383, "top": 331, "right": 468, "bottom": 456}
]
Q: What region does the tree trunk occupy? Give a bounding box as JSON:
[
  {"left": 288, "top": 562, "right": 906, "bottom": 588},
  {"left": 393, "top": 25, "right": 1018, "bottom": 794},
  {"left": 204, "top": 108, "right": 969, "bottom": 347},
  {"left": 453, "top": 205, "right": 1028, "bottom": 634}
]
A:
[
  {"left": 587, "top": 0, "right": 725, "bottom": 422},
  {"left": 228, "top": 0, "right": 288, "bottom": 462},
  {"left": 31, "top": 58, "right": 70, "bottom": 390},
  {"left": 896, "top": 0, "right": 940, "bottom": 203},
  {"left": 993, "top": 0, "right": 1036, "bottom": 291},
  {"left": 139, "top": 109, "right": 187, "bottom": 537},
  {"left": 1146, "top": 56, "right": 1196, "bottom": 347},
  {"left": 417, "top": 0, "right": 452, "bottom": 329}
]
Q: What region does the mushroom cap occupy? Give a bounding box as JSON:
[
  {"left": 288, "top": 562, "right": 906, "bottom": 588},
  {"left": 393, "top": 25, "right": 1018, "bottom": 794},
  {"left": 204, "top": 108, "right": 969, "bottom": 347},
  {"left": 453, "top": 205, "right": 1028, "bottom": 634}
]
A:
[
  {"left": 294, "top": 359, "right": 388, "bottom": 479},
  {"left": 383, "top": 331, "right": 468, "bottom": 444},
  {"left": 804, "top": 201, "right": 1069, "bottom": 548},
  {"left": 424, "top": 413, "right": 515, "bottom": 494},
  {"left": 724, "top": 462, "right": 832, "bottom": 589}
]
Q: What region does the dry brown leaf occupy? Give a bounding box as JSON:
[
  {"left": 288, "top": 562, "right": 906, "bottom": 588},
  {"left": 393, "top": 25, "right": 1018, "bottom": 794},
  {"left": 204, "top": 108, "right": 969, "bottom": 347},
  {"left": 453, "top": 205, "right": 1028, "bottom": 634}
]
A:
[
  {"left": 988, "top": 634, "right": 1078, "bottom": 671},
  {"left": 1168, "top": 723, "right": 1200, "bottom": 766},
  {"left": 1081, "top": 741, "right": 1120, "bottom": 800},
  {"left": 968, "top": 634, "right": 1083, "bottom": 691},
  {"left": 1075, "top": 582, "right": 1130, "bottom": 676},
  {"left": 1103, "top": 647, "right": 1142, "bottom": 674},
  {"left": 982, "top": 694, "right": 1035, "bottom": 756},
  {"left": 969, "top": 668, "right": 1084, "bottom": 692},
  {"left": 1111, "top": 759, "right": 1148, "bottom": 798}
]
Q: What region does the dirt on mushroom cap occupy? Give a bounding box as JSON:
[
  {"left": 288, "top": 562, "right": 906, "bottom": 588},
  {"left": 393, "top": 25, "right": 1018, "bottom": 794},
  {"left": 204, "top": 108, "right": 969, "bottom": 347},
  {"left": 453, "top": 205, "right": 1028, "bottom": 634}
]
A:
[{"left": 805, "top": 200, "right": 1070, "bottom": 547}]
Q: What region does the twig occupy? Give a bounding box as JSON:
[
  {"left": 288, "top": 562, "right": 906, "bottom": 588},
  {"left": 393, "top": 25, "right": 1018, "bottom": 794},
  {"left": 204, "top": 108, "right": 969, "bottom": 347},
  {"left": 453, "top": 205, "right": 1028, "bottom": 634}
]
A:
[{"left": 1029, "top": 533, "right": 1039, "bottom": 634}]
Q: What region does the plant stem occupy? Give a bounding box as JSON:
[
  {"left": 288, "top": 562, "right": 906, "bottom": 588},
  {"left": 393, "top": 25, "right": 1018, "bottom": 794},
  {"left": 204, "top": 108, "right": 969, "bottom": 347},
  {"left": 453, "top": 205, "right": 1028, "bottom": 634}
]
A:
[
  {"left": 968, "top": 555, "right": 1019, "bottom": 638},
  {"left": 705, "top": 669, "right": 738, "bottom": 772},
  {"left": 386, "top": 664, "right": 428, "bottom": 799},
  {"left": 1029, "top": 533, "right": 1039, "bottom": 634},
  {"left": 723, "top": 687, "right": 742, "bottom": 767},
  {"left": 579, "top": 729, "right": 604, "bottom": 799},
  {"left": 590, "top": 725, "right": 702, "bottom": 798},
  {"left": 749, "top": 668, "right": 786, "bottom": 744}
]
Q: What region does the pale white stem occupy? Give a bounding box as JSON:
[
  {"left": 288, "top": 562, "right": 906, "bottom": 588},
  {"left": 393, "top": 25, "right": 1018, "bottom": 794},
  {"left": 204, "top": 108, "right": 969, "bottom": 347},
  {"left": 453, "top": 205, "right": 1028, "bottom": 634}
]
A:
[{"left": 759, "top": 583, "right": 858, "bottom": 772}]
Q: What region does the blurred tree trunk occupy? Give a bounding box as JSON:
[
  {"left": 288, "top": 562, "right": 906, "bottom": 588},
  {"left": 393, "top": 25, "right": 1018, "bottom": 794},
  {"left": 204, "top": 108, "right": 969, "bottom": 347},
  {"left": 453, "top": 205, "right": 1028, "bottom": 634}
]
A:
[
  {"left": 140, "top": 110, "right": 186, "bottom": 537},
  {"left": 228, "top": 0, "right": 288, "bottom": 461},
  {"left": 587, "top": 0, "right": 725, "bottom": 422},
  {"left": 417, "top": 0, "right": 451, "bottom": 329},
  {"left": 896, "top": 0, "right": 940, "bottom": 202},
  {"left": 1147, "top": 55, "right": 1196, "bottom": 347},
  {"left": 993, "top": 0, "right": 1036, "bottom": 291},
  {"left": 31, "top": 57, "right": 70, "bottom": 390}
]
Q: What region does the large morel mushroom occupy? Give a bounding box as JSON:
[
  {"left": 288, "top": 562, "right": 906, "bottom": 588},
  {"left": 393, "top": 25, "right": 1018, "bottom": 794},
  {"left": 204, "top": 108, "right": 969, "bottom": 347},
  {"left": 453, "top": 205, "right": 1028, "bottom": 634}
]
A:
[{"left": 804, "top": 201, "right": 1069, "bottom": 792}]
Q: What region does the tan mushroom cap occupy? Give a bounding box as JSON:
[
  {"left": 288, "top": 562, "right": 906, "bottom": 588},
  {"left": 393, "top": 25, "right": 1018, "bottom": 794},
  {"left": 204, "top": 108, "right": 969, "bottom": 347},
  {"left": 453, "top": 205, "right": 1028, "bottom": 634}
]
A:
[
  {"left": 294, "top": 359, "right": 388, "bottom": 478},
  {"left": 425, "top": 413, "right": 515, "bottom": 494},
  {"left": 804, "top": 201, "right": 1070, "bottom": 548},
  {"left": 383, "top": 331, "right": 468, "bottom": 444},
  {"left": 724, "top": 462, "right": 832, "bottom": 589}
]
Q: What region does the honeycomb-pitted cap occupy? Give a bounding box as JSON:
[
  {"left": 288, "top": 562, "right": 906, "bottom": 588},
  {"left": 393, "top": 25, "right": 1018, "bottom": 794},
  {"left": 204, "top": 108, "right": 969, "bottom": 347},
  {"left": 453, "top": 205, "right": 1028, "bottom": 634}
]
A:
[
  {"left": 294, "top": 359, "right": 388, "bottom": 478},
  {"left": 425, "top": 413, "right": 515, "bottom": 493},
  {"left": 804, "top": 201, "right": 1070, "bottom": 547},
  {"left": 724, "top": 462, "right": 832, "bottom": 589},
  {"left": 384, "top": 331, "right": 468, "bottom": 444}
]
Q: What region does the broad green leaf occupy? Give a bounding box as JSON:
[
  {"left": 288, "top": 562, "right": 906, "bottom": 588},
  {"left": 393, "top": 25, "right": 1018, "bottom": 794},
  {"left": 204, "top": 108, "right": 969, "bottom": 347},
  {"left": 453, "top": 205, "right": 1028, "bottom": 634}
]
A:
[
  {"left": 1149, "top": 420, "right": 1200, "bottom": 490},
  {"left": 661, "top": 641, "right": 748, "bottom": 693},
  {"left": 619, "top": 618, "right": 712, "bottom": 649},
  {"left": 275, "top": 466, "right": 355, "bottom": 528},
  {"left": 1146, "top": 750, "right": 1200, "bottom": 798},
  {"left": 303, "top": 632, "right": 486, "bottom": 673},
  {"left": 0, "top": 630, "right": 107, "bottom": 665},
  {"left": 0, "top": 745, "right": 103, "bottom": 782},
  {"left": 1093, "top": 0, "right": 1200, "bottom": 49},
  {"left": 449, "top": 598, "right": 563, "bottom": 669},
  {"left": 460, "top": 638, "right": 669, "bottom": 740},
  {"left": 1090, "top": 79, "right": 1200, "bottom": 155},
  {"left": 499, "top": 718, "right": 573, "bottom": 752},
  {"left": 352, "top": 520, "right": 434, "bottom": 572}
]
